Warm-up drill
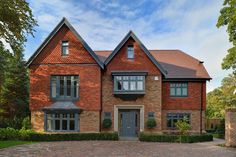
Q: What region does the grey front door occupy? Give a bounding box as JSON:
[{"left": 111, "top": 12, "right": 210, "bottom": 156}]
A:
[{"left": 120, "top": 111, "right": 136, "bottom": 137}]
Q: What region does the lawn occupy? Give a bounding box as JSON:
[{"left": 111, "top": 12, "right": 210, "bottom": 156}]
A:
[{"left": 0, "top": 141, "right": 35, "bottom": 149}]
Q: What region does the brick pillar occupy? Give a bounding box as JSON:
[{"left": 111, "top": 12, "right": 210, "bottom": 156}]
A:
[{"left": 225, "top": 108, "right": 236, "bottom": 147}]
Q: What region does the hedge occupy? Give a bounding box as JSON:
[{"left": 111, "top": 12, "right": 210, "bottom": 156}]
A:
[
  {"left": 139, "top": 132, "right": 213, "bottom": 143},
  {"left": 0, "top": 128, "right": 118, "bottom": 141}
]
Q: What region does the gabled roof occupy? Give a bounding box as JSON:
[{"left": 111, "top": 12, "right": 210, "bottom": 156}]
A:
[
  {"left": 26, "top": 17, "right": 104, "bottom": 69},
  {"left": 95, "top": 50, "right": 211, "bottom": 80},
  {"left": 104, "top": 31, "right": 167, "bottom": 76}
]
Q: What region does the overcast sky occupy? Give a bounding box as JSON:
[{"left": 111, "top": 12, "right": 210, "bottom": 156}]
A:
[{"left": 25, "top": 0, "right": 232, "bottom": 92}]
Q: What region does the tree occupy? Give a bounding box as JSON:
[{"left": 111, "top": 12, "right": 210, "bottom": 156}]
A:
[
  {"left": 0, "top": 0, "right": 37, "bottom": 52},
  {"left": 175, "top": 117, "right": 191, "bottom": 135},
  {"left": 0, "top": 48, "right": 29, "bottom": 128},
  {"left": 206, "top": 74, "right": 236, "bottom": 119},
  {"left": 217, "top": 0, "right": 236, "bottom": 73}
]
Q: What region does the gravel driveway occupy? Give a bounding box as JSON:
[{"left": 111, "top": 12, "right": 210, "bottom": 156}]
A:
[{"left": 0, "top": 139, "right": 235, "bottom": 157}]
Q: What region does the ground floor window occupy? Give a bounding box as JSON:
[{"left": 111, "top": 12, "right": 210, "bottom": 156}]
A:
[
  {"left": 45, "top": 112, "right": 79, "bottom": 132},
  {"left": 167, "top": 113, "right": 191, "bottom": 129}
]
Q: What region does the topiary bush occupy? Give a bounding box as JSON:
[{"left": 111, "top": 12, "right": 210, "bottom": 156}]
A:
[
  {"left": 103, "top": 119, "right": 112, "bottom": 129},
  {"left": 146, "top": 119, "right": 156, "bottom": 129}
]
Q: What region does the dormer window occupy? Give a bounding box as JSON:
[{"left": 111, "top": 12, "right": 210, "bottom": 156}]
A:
[
  {"left": 62, "top": 41, "right": 69, "bottom": 56},
  {"left": 127, "top": 45, "right": 134, "bottom": 59}
]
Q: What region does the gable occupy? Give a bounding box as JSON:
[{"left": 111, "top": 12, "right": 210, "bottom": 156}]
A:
[
  {"left": 27, "top": 17, "right": 104, "bottom": 69},
  {"left": 104, "top": 31, "right": 167, "bottom": 76},
  {"left": 105, "top": 37, "right": 163, "bottom": 75}
]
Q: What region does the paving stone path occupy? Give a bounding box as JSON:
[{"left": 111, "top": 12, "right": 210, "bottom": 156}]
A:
[{"left": 0, "top": 139, "right": 235, "bottom": 157}]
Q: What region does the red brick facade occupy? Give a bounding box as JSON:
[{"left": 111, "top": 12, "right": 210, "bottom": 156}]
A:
[
  {"left": 28, "top": 18, "right": 209, "bottom": 134},
  {"left": 162, "top": 82, "right": 206, "bottom": 110}
]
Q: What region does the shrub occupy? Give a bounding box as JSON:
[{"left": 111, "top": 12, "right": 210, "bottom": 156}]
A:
[
  {"left": 22, "top": 117, "right": 31, "bottom": 130},
  {"left": 0, "top": 127, "right": 20, "bottom": 140},
  {"left": 139, "top": 132, "right": 213, "bottom": 143},
  {"left": 175, "top": 118, "right": 191, "bottom": 135},
  {"left": 27, "top": 132, "right": 119, "bottom": 141},
  {"left": 0, "top": 127, "right": 119, "bottom": 141},
  {"left": 103, "top": 119, "right": 112, "bottom": 129},
  {"left": 146, "top": 119, "right": 156, "bottom": 129}
]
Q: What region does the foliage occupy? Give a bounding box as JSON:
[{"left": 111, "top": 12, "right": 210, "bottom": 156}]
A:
[
  {"left": 0, "top": 0, "right": 37, "bottom": 129},
  {"left": 175, "top": 117, "right": 191, "bottom": 135},
  {"left": 0, "top": 0, "right": 37, "bottom": 52},
  {"left": 146, "top": 119, "right": 157, "bottom": 129},
  {"left": 139, "top": 132, "right": 213, "bottom": 143},
  {"left": 102, "top": 119, "right": 112, "bottom": 129},
  {"left": 0, "top": 44, "right": 29, "bottom": 128},
  {"left": 216, "top": 119, "right": 225, "bottom": 134},
  {"left": 0, "top": 141, "right": 34, "bottom": 149},
  {"left": 206, "top": 74, "right": 236, "bottom": 119},
  {"left": 0, "top": 128, "right": 119, "bottom": 141},
  {"left": 22, "top": 117, "right": 31, "bottom": 130},
  {"left": 212, "top": 133, "right": 225, "bottom": 139},
  {"left": 217, "top": 0, "right": 236, "bottom": 73}
]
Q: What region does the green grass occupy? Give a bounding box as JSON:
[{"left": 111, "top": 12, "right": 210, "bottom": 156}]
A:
[{"left": 0, "top": 141, "right": 35, "bottom": 149}]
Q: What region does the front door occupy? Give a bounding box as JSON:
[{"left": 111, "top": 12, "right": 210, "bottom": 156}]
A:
[{"left": 119, "top": 110, "right": 138, "bottom": 137}]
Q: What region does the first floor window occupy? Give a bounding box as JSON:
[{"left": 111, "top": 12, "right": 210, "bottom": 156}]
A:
[
  {"left": 45, "top": 112, "right": 79, "bottom": 132},
  {"left": 51, "top": 75, "right": 79, "bottom": 100},
  {"left": 167, "top": 113, "right": 190, "bottom": 129},
  {"left": 114, "top": 75, "right": 145, "bottom": 92},
  {"left": 170, "top": 83, "right": 188, "bottom": 97}
]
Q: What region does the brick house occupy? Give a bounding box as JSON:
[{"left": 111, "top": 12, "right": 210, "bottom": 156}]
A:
[{"left": 27, "top": 18, "right": 211, "bottom": 137}]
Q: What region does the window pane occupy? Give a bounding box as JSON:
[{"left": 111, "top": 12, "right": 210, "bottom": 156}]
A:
[
  {"left": 170, "top": 87, "right": 175, "bottom": 96},
  {"left": 55, "top": 113, "right": 60, "bottom": 118},
  {"left": 69, "top": 120, "right": 75, "bottom": 130},
  {"left": 130, "top": 76, "right": 136, "bottom": 80},
  {"left": 137, "top": 81, "right": 143, "bottom": 90},
  {"left": 123, "top": 76, "right": 129, "bottom": 80},
  {"left": 167, "top": 118, "right": 172, "bottom": 128},
  {"left": 60, "top": 77, "right": 64, "bottom": 96},
  {"left": 116, "top": 76, "right": 122, "bottom": 80},
  {"left": 117, "top": 81, "right": 122, "bottom": 90},
  {"left": 137, "top": 76, "right": 143, "bottom": 80},
  {"left": 74, "top": 80, "right": 78, "bottom": 98},
  {"left": 47, "top": 119, "right": 53, "bottom": 131},
  {"left": 51, "top": 78, "right": 57, "bottom": 98},
  {"left": 148, "top": 112, "right": 154, "bottom": 119},
  {"left": 123, "top": 81, "right": 129, "bottom": 90},
  {"left": 62, "top": 120, "right": 67, "bottom": 130},
  {"left": 67, "top": 79, "right": 71, "bottom": 96},
  {"left": 173, "top": 118, "right": 178, "bottom": 128},
  {"left": 176, "top": 88, "right": 181, "bottom": 96},
  {"left": 182, "top": 88, "right": 187, "bottom": 96},
  {"left": 70, "top": 114, "right": 75, "bottom": 118},
  {"left": 62, "top": 41, "right": 69, "bottom": 55},
  {"left": 62, "top": 46, "right": 68, "bottom": 55},
  {"left": 127, "top": 46, "right": 134, "bottom": 59},
  {"left": 62, "top": 114, "right": 67, "bottom": 118},
  {"left": 130, "top": 81, "right": 136, "bottom": 90},
  {"left": 55, "top": 120, "right": 60, "bottom": 130}
]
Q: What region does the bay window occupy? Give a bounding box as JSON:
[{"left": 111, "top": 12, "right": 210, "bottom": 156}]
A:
[{"left": 114, "top": 75, "right": 145, "bottom": 92}]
